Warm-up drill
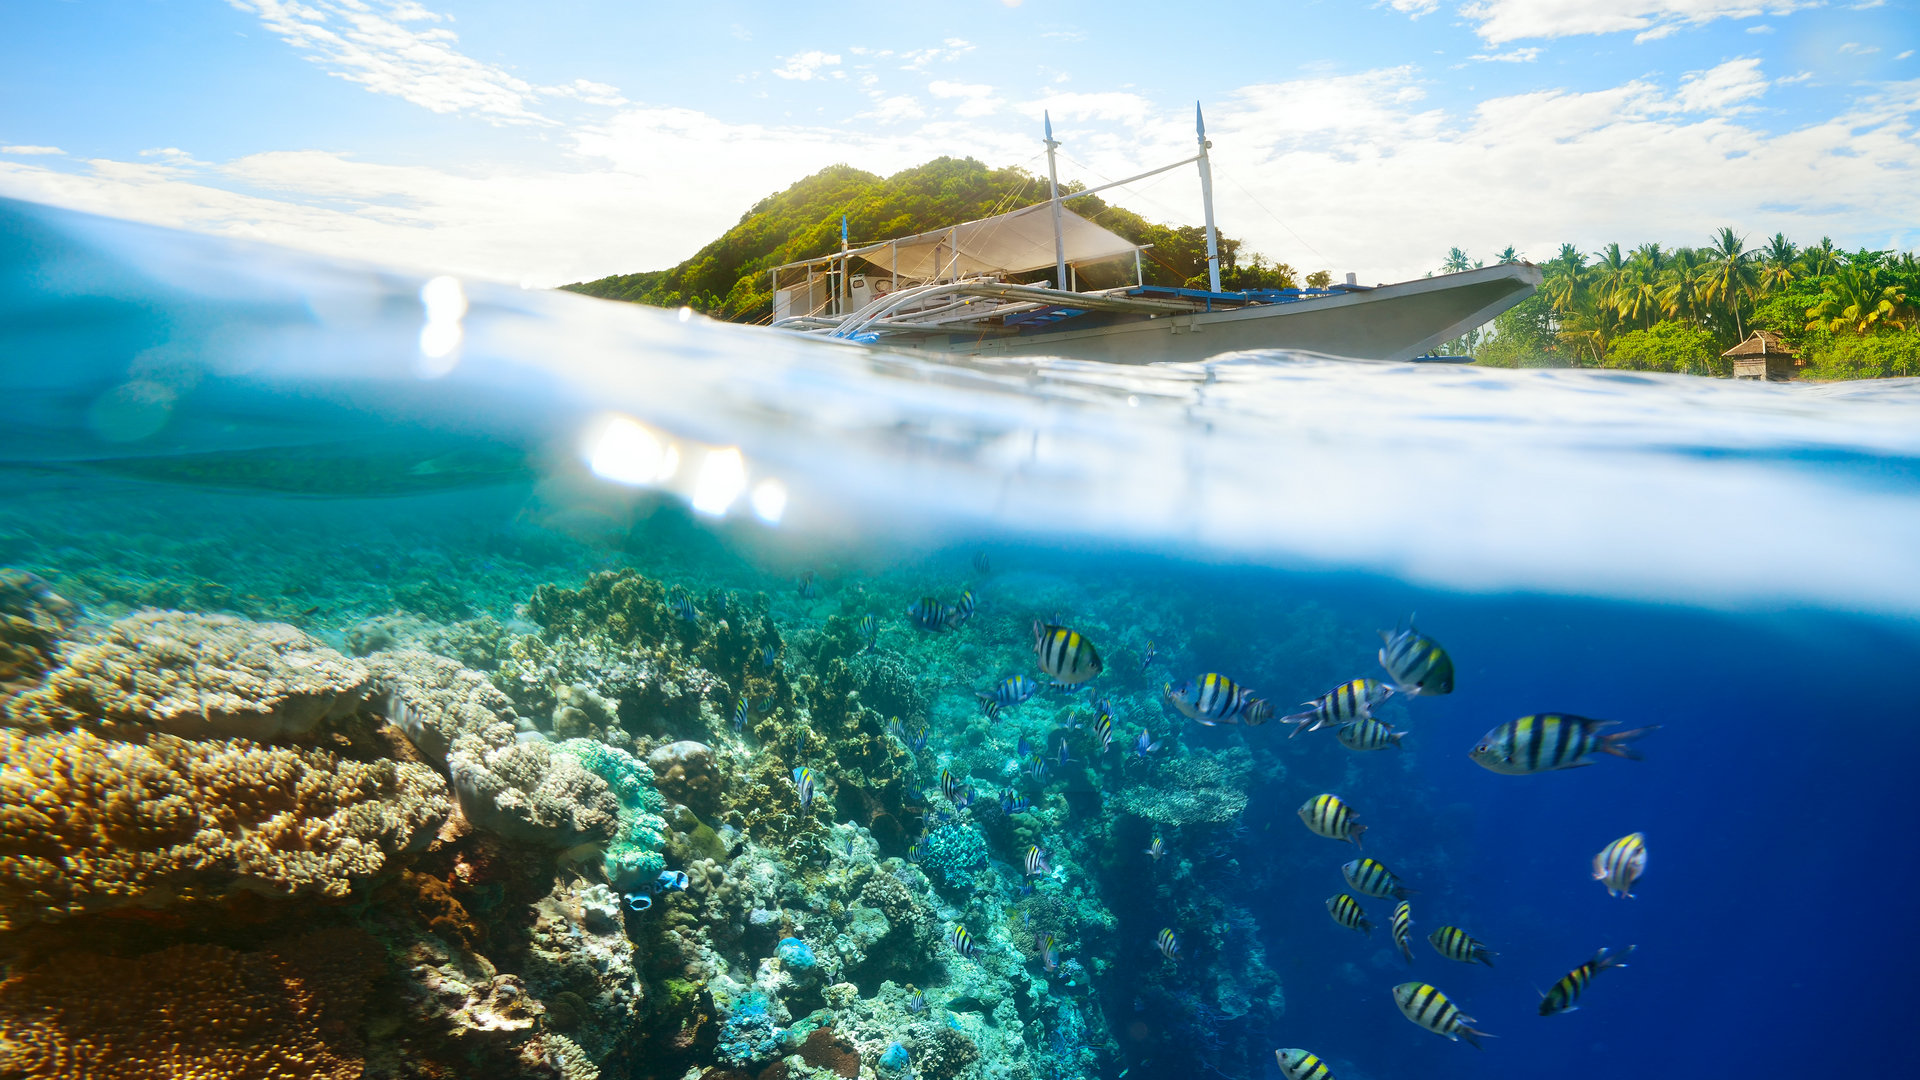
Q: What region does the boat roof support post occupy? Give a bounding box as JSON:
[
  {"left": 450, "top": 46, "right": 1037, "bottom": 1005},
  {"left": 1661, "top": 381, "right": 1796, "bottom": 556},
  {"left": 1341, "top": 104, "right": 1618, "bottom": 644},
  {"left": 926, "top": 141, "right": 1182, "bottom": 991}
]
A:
[
  {"left": 1196, "top": 102, "right": 1222, "bottom": 294},
  {"left": 1045, "top": 111, "right": 1068, "bottom": 291},
  {"left": 1135, "top": 248, "right": 1143, "bottom": 288}
]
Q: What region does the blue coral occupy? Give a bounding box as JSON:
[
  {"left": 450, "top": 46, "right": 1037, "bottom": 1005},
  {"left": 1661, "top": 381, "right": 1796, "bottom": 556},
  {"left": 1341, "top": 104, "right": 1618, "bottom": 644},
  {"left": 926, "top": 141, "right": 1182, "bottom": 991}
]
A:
[
  {"left": 717, "top": 988, "right": 783, "bottom": 1066},
  {"left": 776, "top": 936, "right": 816, "bottom": 969},
  {"left": 920, "top": 822, "right": 988, "bottom": 889},
  {"left": 553, "top": 738, "right": 668, "bottom": 889},
  {"left": 878, "top": 1041, "right": 912, "bottom": 1076}
]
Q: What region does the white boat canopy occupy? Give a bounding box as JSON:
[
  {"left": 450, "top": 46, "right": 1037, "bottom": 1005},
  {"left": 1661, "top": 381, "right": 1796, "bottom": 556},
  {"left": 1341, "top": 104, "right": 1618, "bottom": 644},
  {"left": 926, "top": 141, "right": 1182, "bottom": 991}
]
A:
[{"left": 776, "top": 202, "right": 1144, "bottom": 284}]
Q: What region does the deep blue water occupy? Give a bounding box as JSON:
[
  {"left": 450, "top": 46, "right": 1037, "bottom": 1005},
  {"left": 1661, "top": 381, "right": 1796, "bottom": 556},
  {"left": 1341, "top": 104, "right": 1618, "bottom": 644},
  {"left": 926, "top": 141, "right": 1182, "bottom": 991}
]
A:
[{"left": 4, "top": 198, "right": 1920, "bottom": 1080}]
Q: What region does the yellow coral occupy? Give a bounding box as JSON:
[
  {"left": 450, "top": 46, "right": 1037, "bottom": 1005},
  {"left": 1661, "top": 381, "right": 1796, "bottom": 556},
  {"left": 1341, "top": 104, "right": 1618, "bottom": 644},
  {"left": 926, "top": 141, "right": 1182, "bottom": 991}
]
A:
[
  {"left": 0, "top": 728, "right": 447, "bottom": 929},
  {"left": 0, "top": 926, "right": 383, "bottom": 1080},
  {"left": 5, "top": 609, "right": 370, "bottom": 739}
]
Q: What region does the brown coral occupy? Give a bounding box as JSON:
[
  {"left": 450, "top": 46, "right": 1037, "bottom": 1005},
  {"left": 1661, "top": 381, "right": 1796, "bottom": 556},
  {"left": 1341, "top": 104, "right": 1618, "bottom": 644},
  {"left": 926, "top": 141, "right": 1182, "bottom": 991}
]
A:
[
  {"left": 5, "top": 609, "right": 371, "bottom": 740},
  {"left": 0, "top": 569, "right": 74, "bottom": 695},
  {"left": 365, "top": 648, "right": 520, "bottom": 768},
  {"left": 0, "top": 925, "right": 384, "bottom": 1080},
  {"left": 0, "top": 728, "right": 447, "bottom": 929},
  {"left": 648, "top": 739, "right": 722, "bottom": 815}
]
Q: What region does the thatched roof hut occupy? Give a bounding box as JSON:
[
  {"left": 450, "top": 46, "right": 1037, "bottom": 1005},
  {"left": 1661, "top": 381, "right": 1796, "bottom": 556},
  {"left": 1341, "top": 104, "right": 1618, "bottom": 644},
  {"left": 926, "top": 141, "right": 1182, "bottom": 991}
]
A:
[{"left": 1725, "top": 331, "right": 1798, "bottom": 381}]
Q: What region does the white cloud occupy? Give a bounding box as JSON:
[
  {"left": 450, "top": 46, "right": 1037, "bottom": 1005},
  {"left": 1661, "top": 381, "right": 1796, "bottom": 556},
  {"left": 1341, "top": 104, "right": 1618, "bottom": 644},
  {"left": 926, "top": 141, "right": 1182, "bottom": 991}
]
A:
[
  {"left": 854, "top": 95, "right": 928, "bottom": 124},
  {"left": 1457, "top": 2, "right": 1818, "bottom": 45},
  {"left": 1019, "top": 91, "right": 1157, "bottom": 126},
  {"left": 1748, "top": 23, "right": 1774, "bottom": 32},
  {"left": 226, "top": 0, "right": 551, "bottom": 124},
  {"left": 1900, "top": 50, "right": 1916, "bottom": 60},
  {"left": 540, "top": 79, "right": 629, "bottom": 107},
  {"left": 1670, "top": 58, "right": 1770, "bottom": 112},
  {"left": 1838, "top": 42, "right": 1882, "bottom": 55},
  {"left": 929, "top": 80, "right": 1002, "bottom": 117},
  {"left": 1471, "top": 47, "right": 1543, "bottom": 62},
  {"left": 1, "top": 145, "right": 64, "bottom": 155},
  {"left": 1385, "top": 0, "right": 1441, "bottom": 14},
  {"left": 1850, "top": 0, "right": 1886, "bottom": 8},
  {"left": 773, "top": 50, "right": 842, "bottom": 81},
  {"left": 899, "top": 39, "right": 975, "bottom": 70}
]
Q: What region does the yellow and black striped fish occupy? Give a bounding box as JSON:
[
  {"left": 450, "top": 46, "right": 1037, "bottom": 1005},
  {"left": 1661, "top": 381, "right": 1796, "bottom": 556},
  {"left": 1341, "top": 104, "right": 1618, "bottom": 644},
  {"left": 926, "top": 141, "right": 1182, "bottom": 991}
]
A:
[
  {"left": 1325, "top": 893, "right": 1371, "bottom": 936},
  {"left": 1157, "top": 927, "right": 1180, "bottom": 960},
  {"left": 1033, "top": 622, "right": 1103, "bottom": 685},
  {"left": 1379, "top": 619, "right": 1454, "bottom": 696},
  {"left": 1342, "top": 857, "right": 1414, "bottom": 900},
  {"left": 1392, "top": 982, "right": 1488, "bottom": 1048},
  {"left": 1297, "top": 794, "right": 1367, "bottom": 848},
  {"left": 1593, "top": 832, "right": 1648, "bottom": 899},
  {"left": 1164, "top": 673, "right": 1269, "bottom": 726},
  {"left": 1540, "top": 945, "right": 1634, "bottom": 1015},
  {"left": 1391, "top": 901, "right": 1415, "bottom": 963},
  {"left": 947, "top": 924, "right": 977, "bottom": 959},
  {"left": 1470, "top": 714, "right": 1658, "bottom": 775},
  {"left": 1274, "top": 1048, "right": 1336, "bottom": 1080},
  {"left": 1428, "top": 925, "right": 1496, "bottom": 967},
  {"left": 1283, "top": 678, "right": 1392, "bottom": 738},
  {"left": 1335, "top": 716, "right": 1404, "bottom": 752}
]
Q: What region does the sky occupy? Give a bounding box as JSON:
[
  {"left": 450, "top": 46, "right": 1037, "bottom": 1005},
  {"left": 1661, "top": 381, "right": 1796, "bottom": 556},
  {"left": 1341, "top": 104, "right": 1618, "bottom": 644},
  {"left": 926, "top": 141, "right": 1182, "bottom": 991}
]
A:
[{"left": 2, "top": 0, "right": 1917, "bottom": 287}]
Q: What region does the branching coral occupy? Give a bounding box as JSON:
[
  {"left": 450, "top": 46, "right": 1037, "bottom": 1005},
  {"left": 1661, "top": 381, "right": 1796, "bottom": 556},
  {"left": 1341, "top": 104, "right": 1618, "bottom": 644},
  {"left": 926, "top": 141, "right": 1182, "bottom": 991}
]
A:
[
  {"left": 1114, "top": 747, "right": 1252, "bottom": 826},
  {"left": 0, "top": 926, "right": 385, "bottom": 1080},
  {"left": 367, "top": 648, "right": 522, "bottom": 769},
  {"left": 4, "top": 610, "right": 371, "bottom": 740},
  {"left": 919, "top": 823, "right": 988, "bottom": 890},
  {"left": 0, "top": 728, "right": 447, "bottom": 929}
]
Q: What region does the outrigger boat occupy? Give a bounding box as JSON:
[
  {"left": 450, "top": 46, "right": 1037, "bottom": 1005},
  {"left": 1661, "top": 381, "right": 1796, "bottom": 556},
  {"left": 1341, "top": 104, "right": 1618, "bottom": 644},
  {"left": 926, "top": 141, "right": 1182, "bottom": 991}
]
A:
[{"left": 769, "top": 106, "right": 1540, "bottom": 364}]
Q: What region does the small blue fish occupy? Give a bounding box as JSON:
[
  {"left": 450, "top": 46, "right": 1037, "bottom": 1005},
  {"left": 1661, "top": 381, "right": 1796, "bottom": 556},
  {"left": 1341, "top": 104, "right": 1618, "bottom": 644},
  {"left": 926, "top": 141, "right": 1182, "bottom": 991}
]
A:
[
  {"left": 1017, "top": 882, "right": 1034, "bottom": 897},
  {"left": 1132, "top": 729, "right": 1163, "bottom": 758},
  {"left": 1141, "top": 640, "right": 1156, "bottom": 671},
  {"left": 953, "top": 788, "right": 976, "bottom": 812},
  {"left": 760, "top": 645, "right": 779, "bottom": 670},
  {"left": 906, "top": 989, "right": 926, "bottom": 1013},
  {"left": 1000, "top": 791, "right": 1031, "bottom": 815},
  {"left": 979, "top": 674, "right": 1038, "bottom": 710},
  {"left": 672, "top": 594, "right": 697, "bottom": 623},
  {"left": 793, "top": 766, "right": 816, "bottom": 811},
  {"left": 907, "top": 724, "right": 929, "bottom": 753},
  {"left": 1057, "top": 740, "right": 1072, "bottom": 767},
  {"left": 859, "top": 613, "right": 879, "bottom": 650},
  {"left": 733, "top": 699, "right": 749, "bottom": 732},
  {"left": 798, "top": 572, "right": 821, "bottom": 600},
  {"left": 1017, "top": 736, "right": 1035, "bottom": 760}
]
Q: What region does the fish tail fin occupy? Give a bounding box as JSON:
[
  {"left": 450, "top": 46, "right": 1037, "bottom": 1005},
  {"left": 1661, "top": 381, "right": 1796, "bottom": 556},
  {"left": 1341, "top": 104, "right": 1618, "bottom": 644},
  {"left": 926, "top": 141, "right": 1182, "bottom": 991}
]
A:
[
  {"left": 1594, "top": 945, "right": 1635, "bottom": 971},
  {"left": 1280, "top": 711, "right": 1317, "bottom": 738},
  {"left": 1350, "top": 823, "right": 1367, "bottom": 850},
  {"left": 1457, "top": 1025, "right": 1492, "bottom": 1050},
  {"left": 1598, "top": 725, "right": 1659, "bottom": 760},
  {"left": 1393, "top": 886, "right": 1420, "bottom": 900},
  {"left": 1388, "top": 729, "right": 1407, "bottom": 748},
  {"left": 1479, "top": 950, "right": 1497, "bottom": 969}
]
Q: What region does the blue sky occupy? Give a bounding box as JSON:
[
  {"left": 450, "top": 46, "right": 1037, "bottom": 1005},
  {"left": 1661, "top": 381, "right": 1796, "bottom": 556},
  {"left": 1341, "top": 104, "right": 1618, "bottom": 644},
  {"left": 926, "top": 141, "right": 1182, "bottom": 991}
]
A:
[{"left": 3, "top": 1, "right": 1916, "bottom": 285}]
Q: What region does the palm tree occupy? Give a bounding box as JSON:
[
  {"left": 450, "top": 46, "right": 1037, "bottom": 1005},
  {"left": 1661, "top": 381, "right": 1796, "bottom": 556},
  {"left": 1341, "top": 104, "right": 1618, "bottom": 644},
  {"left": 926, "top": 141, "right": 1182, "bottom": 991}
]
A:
[
  {"left": 1699, "top": 227, "right": 1760, "bottom": 340},
  {"left": 1542, "top": 244, "right": 1588, "bottom": 315},
  {"left": 1658, "top": 247, "right": 1706, "bottom": 325},
  {"left": 1801, "top": 237, "right": 1841, "bottom": 278},
  {"left": 1756, "top": 233, "right": 1798, "bottom": 295},
  {"left": 1442, "top": 247, "right": 1473, "bottom": 274},
  {"left": 1619, "top": 243, "right": 1668, "bottom": 329},
  {"left": 1555, "top": 290, "right": 1614, "bottom": 365},
  {"left": 1807, "top": 266, "right": 1913, "bottom": 334},
  {"left": 1496, "top": 245, "right": 1522, "bottom": 264},
  {"left": 1591, "top": 243, "right": 1632, "bottom": 319}
]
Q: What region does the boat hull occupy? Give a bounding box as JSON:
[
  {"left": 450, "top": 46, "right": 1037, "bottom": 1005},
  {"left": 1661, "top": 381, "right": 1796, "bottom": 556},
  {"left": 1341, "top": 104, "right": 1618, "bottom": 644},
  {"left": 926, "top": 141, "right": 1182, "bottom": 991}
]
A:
[{"left": 904, "top": 263, "right": 1542, "bottom": 364}]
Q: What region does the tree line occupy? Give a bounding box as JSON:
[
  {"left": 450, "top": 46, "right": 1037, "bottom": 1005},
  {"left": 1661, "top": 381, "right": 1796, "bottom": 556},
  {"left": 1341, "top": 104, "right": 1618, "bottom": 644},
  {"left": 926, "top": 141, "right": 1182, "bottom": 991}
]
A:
[{"left": 1460, "top": 231, "right": 1920, "bottom": 379}]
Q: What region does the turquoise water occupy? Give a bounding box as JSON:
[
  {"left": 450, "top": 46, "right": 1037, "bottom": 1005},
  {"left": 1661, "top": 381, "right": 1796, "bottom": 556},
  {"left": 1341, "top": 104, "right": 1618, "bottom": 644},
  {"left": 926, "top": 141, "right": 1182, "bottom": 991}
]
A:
[{"left": 2, "top": 197, "right": 1918, "bottom": 1080}]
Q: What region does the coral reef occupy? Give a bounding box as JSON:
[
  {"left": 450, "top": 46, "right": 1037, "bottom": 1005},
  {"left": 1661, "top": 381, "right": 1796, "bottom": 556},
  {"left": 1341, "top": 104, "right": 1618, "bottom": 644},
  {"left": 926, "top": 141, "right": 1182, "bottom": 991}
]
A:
[
  {"left": 0, "top": 568, "right": 74, "bottom": 695},
  {"left": 1114, "top": 747, "right": 1253, "bottom": 826},
  {"left": 0, "top": 926, "right": 384, "bottom": 1080},
  {"left": 347, "top": 612, "right": 514, "bottom": 671},
  {"left": 0, "top": 727, "right": 447, "bottom": 929},
  {"left": 4, "top": 609, "right": 371, "bottom": 739}
]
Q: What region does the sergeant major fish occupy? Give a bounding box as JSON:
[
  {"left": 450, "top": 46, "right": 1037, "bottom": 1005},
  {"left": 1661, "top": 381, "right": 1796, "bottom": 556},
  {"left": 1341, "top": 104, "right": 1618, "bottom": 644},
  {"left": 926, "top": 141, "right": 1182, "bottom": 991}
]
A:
[
  {"left": 1024, "top": 845, "right": 1052, "bottom": 876},
  {"left": 1391, "top": 901, "right": 1415, "bottom": 963},
  {"left": 1343, "top": 857, "right": 1415, "bottom": 900},
  {"left": 1156, "top": 928, "right": 1180, "bottom": 961},
  {"left": 671, "top": 594, "right": 697, "bottom": 623},
  {"left": 907, "top": 597, "right": 954, "bottom": 632},
  {"left": 1540, "top": 945, "right": 1634, "bottom": 1015},
  {"left": 858, "top": 614, "right": 879, "bottom": 650},
  {"left": 1283, "top": 679, "right": 1393, "bottom": 738},
  {"left": 950, "top": 590, "right": 976, "bottom": 627},
  {"left": 1144, "top": 834, "right": 1165, "bottom": 862},
  {"left": 1164, "top": 674, "right": 1272, "bottom": 726},
  {"left": 1392, "top": 982, "right": 1489, "bottom": 1048},
  {"left": 1336, "top": 716, "right": 1405, "bottom": 752},
  {"left": 733, "top": 699, "right": 749, "bottom": 733},
  {"left": 979, "top": 674, "right": 1039, "bottom": 710},
  {"left": 798, "top": 572, "right": 821, "bottom": 600},
  {"left": 1470, "top": 715, "right": 1658, "bottom": 775},
  {"left": 1326, "top": 893, "right": 1371, "bottom": 936},
  {"left": 1593, "top": 832, "right": 1648, "bottom": 898},
  {"left": 947, "top": 924, "right": 978, "bottom": 959},
  {"left": 1298, "top": 794, "right": 1367, "bottom": 848},
  {"left": 1034, "top": 622, "right": 1103, "bottom": 685},
  {"left": 1379, "top": 619, "right": 1455, "bottom": 696},
  {"left": 1429, "top": 925, "right": 1496, "bottom": 967},
  {"left": 1274, "top": 1049, "right": 1336, "bottom": 1080},
  {"left": 793, "top": 766, "right": 816, "bottom": 811}
]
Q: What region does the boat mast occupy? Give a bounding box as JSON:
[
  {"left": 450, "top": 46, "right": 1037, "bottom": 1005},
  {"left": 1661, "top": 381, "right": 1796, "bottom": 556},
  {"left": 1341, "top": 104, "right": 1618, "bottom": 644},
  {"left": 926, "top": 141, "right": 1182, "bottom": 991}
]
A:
[
  {"left": 1196, "top": 102, "right": 1221, "bottom": 293},
  {"left": 1044, "top": 111, "right": 1068, "bottom": 292}
]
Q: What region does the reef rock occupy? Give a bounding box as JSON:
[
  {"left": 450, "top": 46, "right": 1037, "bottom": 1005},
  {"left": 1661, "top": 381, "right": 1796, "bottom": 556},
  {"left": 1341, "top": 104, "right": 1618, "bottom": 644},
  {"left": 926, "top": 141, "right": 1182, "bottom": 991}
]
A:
[
  {"left": 5, "top": 609, "right": 370, "bottom": 740},
  {"left": 367, "top": 647, "right": 521, "bottom": 769},
  {"left": 648, "top": 739, "right": 722, "bottom": 815},
  {"left": 0, "top": 728, "right": 448, "bottom": 929},
  {"left": 0, "top": 568, "right": 75, "bottom": 695}
]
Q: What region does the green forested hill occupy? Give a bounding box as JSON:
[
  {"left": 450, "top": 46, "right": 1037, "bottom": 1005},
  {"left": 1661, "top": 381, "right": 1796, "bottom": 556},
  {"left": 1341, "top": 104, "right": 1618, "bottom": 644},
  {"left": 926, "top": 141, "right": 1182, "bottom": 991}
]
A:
[{"left": 561, "top": 157, "right": 1312, "bottom": 322}]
